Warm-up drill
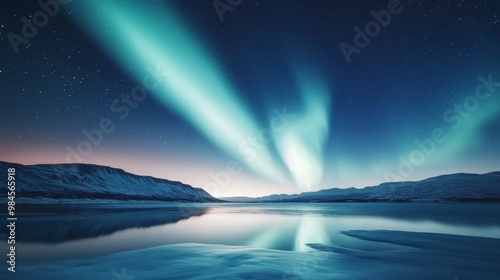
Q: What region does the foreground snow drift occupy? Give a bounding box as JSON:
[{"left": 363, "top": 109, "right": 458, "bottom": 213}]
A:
[{"left": 8, "top": 230, "right": 500, "bottom": 279}]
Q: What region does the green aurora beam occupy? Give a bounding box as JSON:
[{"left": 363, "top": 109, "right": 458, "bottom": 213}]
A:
[{"left": 70, "top": 1, "right": 290, "bottom": 185}]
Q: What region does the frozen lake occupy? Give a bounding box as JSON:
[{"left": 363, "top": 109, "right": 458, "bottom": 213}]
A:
[
  {"left": 4, "top": 202, "right": 500, "bottom": 279},
  {"left": 0, "top": 203, "right": 500, "bottom": 280}
]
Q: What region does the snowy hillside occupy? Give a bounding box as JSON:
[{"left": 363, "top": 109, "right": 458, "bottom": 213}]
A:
[
  {"left": 0, "top": 161, "right": 219, "bottom": 203},
  {"left": 246, "top": 172, "right": 500, "bottom": 202}
]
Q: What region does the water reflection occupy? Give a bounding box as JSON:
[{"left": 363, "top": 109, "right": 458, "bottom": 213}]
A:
[
  {"left": 7, "top": 202, "right": 500, "bottom": 262},
  {"left": 13, "top": 203, "right": 209, "bottom": 243},
  {"left": 294, "top": 217, "right": 329, "bottom": 252}
]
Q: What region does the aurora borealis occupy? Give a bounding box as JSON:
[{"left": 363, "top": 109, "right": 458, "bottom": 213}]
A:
[{"left": 1, "top": 0, "right": 499, "bottom": 197}]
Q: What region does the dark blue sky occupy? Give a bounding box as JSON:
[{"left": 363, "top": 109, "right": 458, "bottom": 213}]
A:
[{"left": 1, "top": 0, "right": 499, "bottom": 197}]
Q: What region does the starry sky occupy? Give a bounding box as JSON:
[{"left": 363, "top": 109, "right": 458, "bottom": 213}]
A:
[{"left": 1, "top": 0, "right": 499, "bottom": 197}]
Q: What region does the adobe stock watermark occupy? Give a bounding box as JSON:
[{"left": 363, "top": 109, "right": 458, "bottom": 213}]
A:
[
  {"left": 63, "top": 64, "right": 168, "bottom": 164},
  {"left": 7, "top": 0, "right": 71, "bottom": 54},
  {"left": 204, "top": 107, "right": 296, "bottom": 196},
  {"left": 384, "top": 74, "right": 500, "bottom": 182},
  {"left": 213, "top": 0, "right": 242, "bottom": 22},
  {"left": 340, "top": 0, "right": 403, "bottom": 64},
  {"left": 50, "top": 64, "right": 169, "bottom": 181}
]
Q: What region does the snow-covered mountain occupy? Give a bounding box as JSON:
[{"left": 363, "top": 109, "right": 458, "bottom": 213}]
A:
[
  {"left": 0, "top": 161, "right": 219, "bottom": 203},
  {"left": 234, "top": 172, "right": 500, "bottom": 202},
  {"left": 2, "top": 160, "right": 498, "bottom": 203}
]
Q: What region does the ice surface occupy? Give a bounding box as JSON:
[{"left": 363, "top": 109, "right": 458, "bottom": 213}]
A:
[{"left": 8, "top": 230, "right": 500, "bottom": 279}]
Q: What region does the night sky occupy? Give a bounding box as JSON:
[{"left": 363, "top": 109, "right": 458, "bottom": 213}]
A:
[{"left": 1, "top": 0, "right": 499, "bottom": 197}]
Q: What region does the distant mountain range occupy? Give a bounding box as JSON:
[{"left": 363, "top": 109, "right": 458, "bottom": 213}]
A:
[
  {"left": 0, "top": 161, "right": 219, "bottom": 203},
  {"left": 1, "top": 161, "right": 499, "bottom": 203},
  {"left": 224, "top": 172, "right": 500, "bottom": 202}
]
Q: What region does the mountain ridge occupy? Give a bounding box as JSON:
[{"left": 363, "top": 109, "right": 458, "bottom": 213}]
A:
[
  {"left": 225, "top": 171, "right": 500, "bottom": 202},
  {"left": 0, "top": 161, "right": 220, "bottom": 203},
  {"left": 2, "top": 160, "right": 499, "bottom": 203}
]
